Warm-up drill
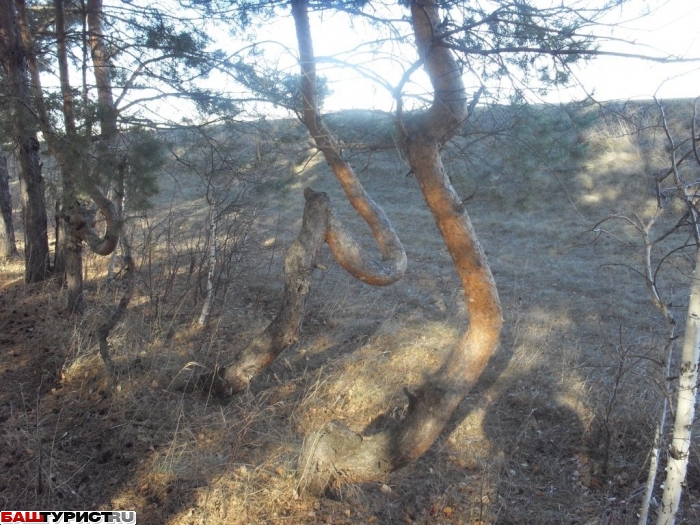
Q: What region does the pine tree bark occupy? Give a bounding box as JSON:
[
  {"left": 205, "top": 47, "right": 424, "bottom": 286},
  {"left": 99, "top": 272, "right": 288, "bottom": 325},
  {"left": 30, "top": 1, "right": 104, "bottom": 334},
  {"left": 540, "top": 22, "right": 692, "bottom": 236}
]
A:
[
  {"left": 53, "top": 201, "right": 67, "bottom": 278},
  {"left": 292, "top": 0, "right": 407, "bottom": 287},
  {"left": 14, "top": 0, "right": 119, "bottom": 311},
  {"left": 202, "top": 0, "right": 408, "bottom": 397},
  {"left": 87, "top": 0, "right": 118, "bottom": 142},
  {"left": 0, "top": 0, "right": 50, "bottom": 281},
  {"left": 297, "top": 0, "right": 502, "bottom": 492},
  {"left": 200, "top": 187, "right": 333, "bottom": 396},
  {"left": 88, "top": 0, "right": 124, "bottom": 222},
  {"left": 55, "top": 0, "right": 86, "bottom": 312},
  {"left": 0, "top": 152, "right": 18, "bottom": 258},
  {"left": 202, "top": 1, "right": 405, "bottom": 395}
]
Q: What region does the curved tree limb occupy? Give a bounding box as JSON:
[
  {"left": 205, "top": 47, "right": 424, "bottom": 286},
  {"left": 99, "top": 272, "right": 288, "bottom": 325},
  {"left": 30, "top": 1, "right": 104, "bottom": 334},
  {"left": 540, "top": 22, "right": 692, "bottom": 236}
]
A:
[
  {"left": 201, "top": 0, "right": 408, "bottom": 396},
  {"left": 18, "top": 0, "right": 121, "bottom": 311},
  {"left": 77, "top": 184, "right": 120, "bottom": 256},
  {"left": 297, "top": 0, "right": 502, "bottom": 493},
  {"left": 326, "top": 211, "right": 404, "bottom": 286},
  {"left": 292, "top": 0, "right": 407, "bottom": 286}
]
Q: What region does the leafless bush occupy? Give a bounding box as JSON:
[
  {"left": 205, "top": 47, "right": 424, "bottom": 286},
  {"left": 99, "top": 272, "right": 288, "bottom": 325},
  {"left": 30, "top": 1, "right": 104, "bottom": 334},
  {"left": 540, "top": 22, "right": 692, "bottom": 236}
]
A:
[{"left": 129, "top": 121, "right": 299, "bottom": 332}]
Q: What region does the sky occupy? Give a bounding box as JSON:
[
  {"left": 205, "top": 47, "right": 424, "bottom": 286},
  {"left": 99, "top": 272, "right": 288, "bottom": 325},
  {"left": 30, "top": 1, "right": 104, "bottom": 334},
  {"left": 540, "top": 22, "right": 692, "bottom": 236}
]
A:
[
  {"left": 549, "top": 0, "right": 700, "bottom": 103},
  {"left": 228, "top": 0, "right": 700, "bottom": 113}
]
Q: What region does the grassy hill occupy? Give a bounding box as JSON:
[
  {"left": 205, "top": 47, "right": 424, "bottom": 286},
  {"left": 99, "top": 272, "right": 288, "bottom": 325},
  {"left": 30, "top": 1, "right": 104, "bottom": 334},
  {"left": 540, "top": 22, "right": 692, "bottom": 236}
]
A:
[{"left": 1, "top": 99, "right": 699, "bottom": 524}]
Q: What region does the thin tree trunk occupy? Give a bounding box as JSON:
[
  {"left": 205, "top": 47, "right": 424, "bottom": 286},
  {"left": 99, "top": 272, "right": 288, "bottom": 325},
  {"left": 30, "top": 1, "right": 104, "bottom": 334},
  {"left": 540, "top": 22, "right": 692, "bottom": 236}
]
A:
[
  {"left": 53, "top": 200, "right": 67, "bottom": 278},
  {"left": 653, "top": 100, "right": 700, "bottom": 525},
  {"left": 55, "top": 0, "right": 84, "bottom": 312},
  {"left": 0, "top": 152, "right": 18, "bottom": 258},
  {"left": 88, "top": 0, "right": 123, "bottom": 255},
  {"left": 1, "top": 0, "right": 50, "bottom": 281},
  {"left": 296, "top": 0, "right": 502, "bottom": 492},
  {"left": 87, "top": 0, "right": 118, "bottom": 141},
  {"left": 656, "top": 247, "right": 700, "bottom": 524},
  {"left": 106, "top": 170, "right": 125, "bottom": 280},
  {"left": 64, "top": 211, "right": 84, "bottom": 313},
  {"left": 17, "top": 0, "right": 119, "bottom": 311},
  {"left": 106, "top": 236, "right": 119, "bottom": 279},
  {"left": 639, "top": 349, "right": 671, "bottom": 525},
  {"left": 97, "top": 236, "right": 134, "bottom": 386},
  {"left": 201, "top": 188, "right": 332, "bottom": 397},
  {"left": 198, "top": 201, "right": 216, "bottom": 326},
  {"left": 639, "top": 216, "right": 675, "bottom": 525}
]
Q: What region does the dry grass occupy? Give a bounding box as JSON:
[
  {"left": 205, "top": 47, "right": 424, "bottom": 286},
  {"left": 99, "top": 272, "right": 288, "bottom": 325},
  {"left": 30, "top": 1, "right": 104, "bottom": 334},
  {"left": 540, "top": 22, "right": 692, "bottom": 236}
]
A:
[{"left": 2, "top": 100, "right": 700, "bottom": 524}]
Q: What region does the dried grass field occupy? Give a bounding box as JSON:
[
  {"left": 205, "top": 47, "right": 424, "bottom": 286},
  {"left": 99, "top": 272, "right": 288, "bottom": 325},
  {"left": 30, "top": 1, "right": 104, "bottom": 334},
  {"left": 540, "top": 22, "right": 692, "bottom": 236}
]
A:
[{"left": 1, "top": 100, "right": 700, "bottom": 524}]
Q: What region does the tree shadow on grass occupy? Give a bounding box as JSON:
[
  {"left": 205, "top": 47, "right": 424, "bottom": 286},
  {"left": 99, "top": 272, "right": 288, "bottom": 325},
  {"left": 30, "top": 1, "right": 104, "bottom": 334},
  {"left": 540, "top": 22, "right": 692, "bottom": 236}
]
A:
[
  {"left": 323, "top": 366, "right": 593, "bottom": 525},
  {"left": 0, "top": 284, "right": 214, "bottom": 524},
  {"left": 480, "top": 376, "right": 589, "bottom": 524}
]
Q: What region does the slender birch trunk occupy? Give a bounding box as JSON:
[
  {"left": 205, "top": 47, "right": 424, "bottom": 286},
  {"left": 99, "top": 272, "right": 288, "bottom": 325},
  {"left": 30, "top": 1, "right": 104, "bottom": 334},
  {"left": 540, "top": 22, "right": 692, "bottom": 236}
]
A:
[
  {"left": 638, "top": 214, "right": 676, "bottom": 525},
  {"left": 652, "top": 99, "right": 700, "bottom": 524},
  {"left": 639, "top": 335, "right": 674, "bottom": 525},
  {"left": 656, "top": 246, "right": 700, "bottom": 524},
  {"left": 198, "top": 201, "right": 216, "bottom": 326}
]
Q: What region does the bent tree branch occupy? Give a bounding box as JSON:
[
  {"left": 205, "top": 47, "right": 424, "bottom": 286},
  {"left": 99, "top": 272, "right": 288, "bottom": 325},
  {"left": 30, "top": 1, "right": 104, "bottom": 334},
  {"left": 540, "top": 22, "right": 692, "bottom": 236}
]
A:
[
  {"left": 16, "top": 0, "right": 120, "bottom": 312},
  {"left": 297, "top": 0, "right": 502, "bottom": 492},
  {"left": 291, "top": 0, "right": 407, "bottom": 287},
  {"left": 203, "top": 0, "right": 408, "bottom": 396}
]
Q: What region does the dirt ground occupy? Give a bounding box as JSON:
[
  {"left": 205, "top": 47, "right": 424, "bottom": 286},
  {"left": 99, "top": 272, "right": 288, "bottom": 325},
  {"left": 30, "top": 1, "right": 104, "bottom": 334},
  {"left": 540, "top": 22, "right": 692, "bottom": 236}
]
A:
[{"left": 2, "top": 104, "right": 700, "bottom": 524}]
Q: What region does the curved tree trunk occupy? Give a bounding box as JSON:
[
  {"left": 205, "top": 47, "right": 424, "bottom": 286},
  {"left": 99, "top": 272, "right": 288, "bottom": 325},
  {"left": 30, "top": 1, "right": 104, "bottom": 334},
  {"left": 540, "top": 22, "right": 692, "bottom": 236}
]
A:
[
  {"left": 87, "top": 0, "right": 124, "bottom": 240},
  {"left": 201, "top": 188, "right": 332, "bottom": 396},
  {"left": 97, "top": 236, "right": 135, "bottom": 386},
  {"left": 59, "top": 0, "right": 119, "bottom": 311},
  {"left": 292, "top": 0, "right": 407, "bottom": 286},
  {"left": 204, "top": 0, "right": 408, "bottom": 396},
  {"left": 297, "top": 0, "right": 502, "bottom": 493},
  {"left": 15, "top": 0, "right": 120, "bottom": 311}
]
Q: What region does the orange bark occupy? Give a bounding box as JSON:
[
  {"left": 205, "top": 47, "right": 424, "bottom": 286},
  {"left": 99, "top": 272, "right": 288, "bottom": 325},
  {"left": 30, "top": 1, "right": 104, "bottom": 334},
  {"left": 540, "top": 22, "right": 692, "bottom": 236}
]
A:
[
  {"left": 297, "top": 0, "right": 502, "bottom": 492},
  {"left": 292, "top": 0, "right": 407, "bottom": 285},
  {"left": 205, "top": 0, "right": 409, "bottom": 395}
]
